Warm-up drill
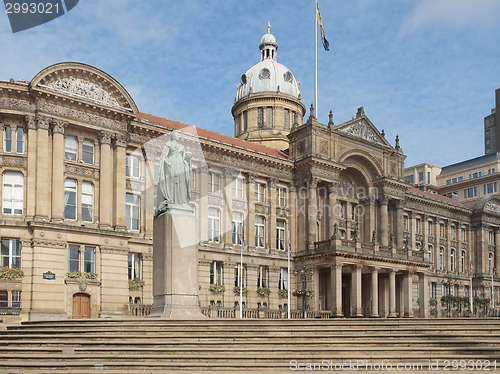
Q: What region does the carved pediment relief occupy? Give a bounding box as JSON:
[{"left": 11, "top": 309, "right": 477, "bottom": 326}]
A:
[
  {"left": 484, "top": 200, "right": 500, "bottom": 215},
  {"left": 43, "top": 77, "right": 120, "bottom": 109},
  {"left": 337, "top": 119, "right": 387, "bottom": 146}
]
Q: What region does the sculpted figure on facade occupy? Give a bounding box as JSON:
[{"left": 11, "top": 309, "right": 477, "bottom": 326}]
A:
[{"left": 156, "top": 130, "right": 192, "bottom": 215}]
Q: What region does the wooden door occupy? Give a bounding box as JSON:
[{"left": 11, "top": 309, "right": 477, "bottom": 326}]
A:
[{"left": 72, "top": 293, "right": 90, "bottom": 319}]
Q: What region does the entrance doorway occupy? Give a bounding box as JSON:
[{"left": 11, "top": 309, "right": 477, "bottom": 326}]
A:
[{"left": 72, "top": 293, "right": 90, "bottom": 319}]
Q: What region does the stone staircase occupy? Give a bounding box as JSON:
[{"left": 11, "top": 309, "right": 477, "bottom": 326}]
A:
[{"left": 0, "top": 318, "right": 499, "bottom": 372}]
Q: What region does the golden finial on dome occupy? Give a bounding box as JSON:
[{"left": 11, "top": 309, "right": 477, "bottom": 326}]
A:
[{"left": 267, "top": 22, "right": 271, "bottom": 34}]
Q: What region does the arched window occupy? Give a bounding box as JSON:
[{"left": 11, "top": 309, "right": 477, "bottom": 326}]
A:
[
  {"left": 438, "top": 247, "right": 444, "bottom": 271},
  {"left": 450, "top": 249, "right": 456, "bottom": 272},
  {"left": 460, "top": 250, "right": 466, "bottom": 273}
]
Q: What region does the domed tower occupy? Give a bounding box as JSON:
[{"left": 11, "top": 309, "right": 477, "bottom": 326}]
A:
[{"left": 232, "top": 25, "right": 306, "bottom": 151}]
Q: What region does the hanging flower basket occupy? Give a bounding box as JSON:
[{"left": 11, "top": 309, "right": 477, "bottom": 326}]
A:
[
  {"left": 293, "top": 288, "right": 315, "bottom": 298},
  {"left": 257, "top": 287, "right": 271, "bottom": 296},
  {"left": 233, "top": 286, "right": 248, "bottom": 294},
  {"left": 0, "top": 268, "right": 24, "bottom": 279},
  {"left": 209, "top": 284, "right": 226, "bottom": 293},
  {"left": 278, "top": 289, "right": 288, "bottom": 297},
  {"left": 129, "top": 279, "right": 145, "bottom": 289}
]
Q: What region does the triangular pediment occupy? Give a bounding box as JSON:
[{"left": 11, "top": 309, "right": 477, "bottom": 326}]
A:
[{"left": 335, "top": 116, "right": 391, "bottom": 148}]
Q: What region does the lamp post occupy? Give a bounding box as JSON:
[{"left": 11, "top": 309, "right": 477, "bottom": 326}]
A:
[{"left": 294, "top": 265, "right": 314, "bottom": 319}]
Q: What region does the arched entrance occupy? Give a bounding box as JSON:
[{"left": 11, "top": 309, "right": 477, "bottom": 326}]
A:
[{"left": 72, "top": 293, "right": 90, "bottom": 319}]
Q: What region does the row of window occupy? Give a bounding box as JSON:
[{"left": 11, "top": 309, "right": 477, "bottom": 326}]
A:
[
  {"left": 236, "top": 109, "right": 297, "bottom": 133},
  {"left": 0, "top": 290, "right": 21, "bottom": 308},
  {"left": 210, "top": 261, "right": 288, "bottom": 289},
  {"left": 209, "top": 210, "right": 287, "bottom": 249},
  {"left": 403, "top": 216, "right": 468, "bottom": 240},
  {"left": 445, "top": 169, "right": 496, "bottom": 185}
]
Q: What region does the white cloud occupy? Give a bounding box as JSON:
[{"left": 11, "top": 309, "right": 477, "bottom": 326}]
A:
[{"left": 400, "top": 0, "right": 500, "bottom": 36}]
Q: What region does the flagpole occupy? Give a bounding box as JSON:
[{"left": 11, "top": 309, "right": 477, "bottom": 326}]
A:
[
  {"left": 287, "top": 230, "right": 291, "bottom": 319},
  {"left": 239, "top": 233, "right": 243, "bottom": 319},
  {"left": 314, "top": 0, "right": 318, "bottom": 116}
]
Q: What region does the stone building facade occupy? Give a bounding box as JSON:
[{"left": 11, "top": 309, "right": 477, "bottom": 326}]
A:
[{"left": 0, "top": 30, "right": 499, "bottom": 321}]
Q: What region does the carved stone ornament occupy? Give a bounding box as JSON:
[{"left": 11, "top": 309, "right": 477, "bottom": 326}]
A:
[
  {"left": 114, "top": 134, "right": 128, "bottom": 148},
  {"left": 338, "top": 120, "right": 382, "bottom": 145},
  {"left": 79, "top": 277, "right": 88, "bottom": 292},
  {"left": 65, "top": 164, "right": 98, "bottom": 179},
  {"left": 37, "top": 102, "right": 126, "bottom": 132},
  {"left": 255, "top": 204, "right": 269, "bottom": 215},
  {"left": 208, "top": 195, "right": 224, "bottom": 206},
  {"left": 485, "top": 200, "right": 500, "bottom": 215},
  {"left": 0, "top": 97, "right": 36, "bottom": 112},
  {"left": 0, "top": 155, "right": 24, "bottom": 168},
  {"left": 232, "top": 200, "right": 247, "bottom": 211},
  {"left": 51, "top": 119, "right": 67, "bottom": 134},
  {"left": 25, "top": 115, "right": 36, "bottom": 130},
  {"left": 35, "top": 114, "right": 51, "bottom": 130},
  {"left": 99, "top": 131, "right": 113, "bottom": 145},
  {"left": 45, "top": 77, "right": 121, "bottom": 108}
]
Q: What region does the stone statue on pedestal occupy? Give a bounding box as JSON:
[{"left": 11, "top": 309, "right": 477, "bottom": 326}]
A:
[{"left": 156, "top": 130, "right": 192, "bottom": 216}]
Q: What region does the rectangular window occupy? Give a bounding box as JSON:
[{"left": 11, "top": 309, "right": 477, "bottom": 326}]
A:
[
  {"left": 265, "top": 107, "right": 273, "bottom": 128},
  {"left": 416, "top": 219, "right": 422, "bottom": 234},
  {"left": 446, "top": 179, "right": 451, "bottom": 185},
  {"left": 11, "top": 290, "right": 21, "bottom": 309},
  {"left": 462, "top": 228, "right": 467, "bottom": 242},
  {"left": 208, "top": 172, "right": 221, "bottom": 194},
  {"left": 1, "top": 238, "right": 21, "bottom": 269},
  {"left": 4, "top": 126, "right": 11, "bottom": 152},
  {"left": 403, "top": 215, "right": 409, "bottom": 231},
  {"left": 126, "top": 154, "right": 140, "bottom": 178},
  {"left": 125, "top": 193, "right": 140, "bottom": 231},
  {"left": 438, "top": 247, "right": 444, "bottom": 271},
  {"left": 427, "top": 172, "right": 431, "bottom": 183},
  {"left": 68, "top": 244, "right": 80, "bottom": 272},
  {"left": 340, "top": 202, "right": 347, "bottom": 220},
  {"left": 439, "top": 223, "right": 445, "bottom": 238},
  {"left": 255, "top": 215, "right": 265, "bottom": 248},
  {"left": 65, "top": 136, "right": 78, "bottom": 161},
  {"left": 257, "top": 265, "right": 268, "bottom": 288},
  {"left": 430, "top": 282, "right": 436, "bottom": 299},
  {"left": 255, "top": 183, "right": 266, "bottom": 202},
  {"left": 210, "top": 261, "right": 223, "bottom": 286},
  {"left": 232, "top": 211, "right": 243, "bottom": 245},
  {"left": 284, "top": 109, "right": 290, "bottom": 130},
  {"left": 232, "top": 178, "right": 244, "bottom": 199},
  {"left": 276, "top": 219, "right": 286, "bottom": 251},
  {"left": 473, "top": 172, "right": 478, "bottom": 178},
  {"left": 450, "top": 227, "right": 456, "bottom": 241},
  {"left": 82, "top": 139, "right": 94, "bottom": 164},
  {"left": 418, "top": 172, "right": 424, "bottom": 183},
  {"left": 64, "top": 179, "right": 77, "bottom": 220},
  {"left": 279, "top": 268, "right": 288, "bottom": 290},
  {"left": 0, "top": 291, "right": 7, "bottom": 308},
  {"left": 257, "top": 107, "right": 264, "bottom": 128},
  {"left": 234, "top": 264, "right": 246, "bottom": 287},
  {"left": 428, "top": 221, "right": 433, "bottom": 236},
  {"left": 81, "top": 182, "right": 94, "bottom": 222},
  {"left": 83, "top": 246, "right": 95, "bottom": 273},
  {"left": 128, "top": 253, "right": 142, "bottom": 280},
  {"left": 277, "top": 187, "right": 287, "bottom": 206},
  {"left": 208, "top": 208, "right": 220, "bottom": 242},
  {"left": 3, "top": 171, "right": 24, "bottom": 215},
  {"left": 458, "top": 176, "right": 463, "bottom": 182},
  {"left": 16, "top": 128, "right": 24, "bottom": 154},
  {"left": 451, "top": 178, "right": 457, "bottom": 183}
]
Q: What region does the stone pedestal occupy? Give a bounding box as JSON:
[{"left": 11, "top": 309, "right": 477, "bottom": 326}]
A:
[{"left": 150, "top": 205, "right": 205, "bottom": 319}]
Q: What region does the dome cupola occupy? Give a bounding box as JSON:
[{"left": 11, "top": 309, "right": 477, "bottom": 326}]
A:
[{"left": 232, "top": 24, "right": 306, "bottom": 151}]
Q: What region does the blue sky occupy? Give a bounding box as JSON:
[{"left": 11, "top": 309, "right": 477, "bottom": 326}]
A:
[{"left": 0, "top": 0, "right": 499, "bottom": 167}]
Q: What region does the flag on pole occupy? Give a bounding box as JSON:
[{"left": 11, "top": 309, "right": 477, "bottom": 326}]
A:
[
  {"left": 493, "top": 265, "right": 497, "bottom": 277},
  {"left": 316, "top": 2, "right": 330, "bottom": 51},
  {"left": 470, "top": 258, "right": 473, "bottom": 275}
]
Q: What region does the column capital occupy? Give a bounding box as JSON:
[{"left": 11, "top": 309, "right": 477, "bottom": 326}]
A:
[
  {"left": 35, "top": 114, "right": 50, "bottom": 130},
  {"left": 371, "top": 266, "right": 380, "bottom": 272},
  {"left": 51, "top": 119, "right": 67, "bottom": 134},
  {"left": 25, "top": 115, "right": 36, "bottom": 130},
  {"left": 351, "top": 264, "right": 363, "bottom": 271},
  {"left": 224, "top": 167, "right": 237, "bottom": 179},
  {"left": 332, "top": 263, "right": 343, "bottom": 270},
  {"left": 99, "top": 130, "right": 113, "bottom": 145},
  {"left": 309, "top": 177, "right": 319, "bottom": 189},
  {"left": 379, "top": 196, "right": 389, "bottom": 206},
  {"left": 246, "top": 172, "right": 257, "bottom": 183},
  {"left": 113, "top": 133, "right": 128, "bottom": 148},
  {"left": 268, "top": 177, "right": 278, "bottom": 188}
]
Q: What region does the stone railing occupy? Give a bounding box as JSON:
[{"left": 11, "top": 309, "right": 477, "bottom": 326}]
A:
[
  {"left": 0, "top": 307, "right": 20, "bottom": 315},
  {"left": 129, "top": 304, "right": 153, "bottom": 317},
  {"left": 200, "top": 307, "right": 319, "bottom": 319}
]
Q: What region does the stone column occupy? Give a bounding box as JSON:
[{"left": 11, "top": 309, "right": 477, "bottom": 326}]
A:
[
  {"left": 364, "top": 197, "right": 376, "bottom": 243},
  {"left": 351, "top": 265, "right": 363, "bottom": 317},
  {"left": 308, "top": 178, "right": 318, "bottom": 247},
  {"left": 418, "top": 272, "right": 429, "bottom": 317},
  {"left": 371, "top": 267, "right": 379, "bottom": 317},
  {"left": 331, "top": 263, "right": 343, "bottom": 317},
  {"left": 113, "top": 134, "right": 127, "bottom": 230},
  {"left": 51, "top": 120, "right": 66, "bottom": 222},
  {"left": 144, "top": 159, "right": 155, "bottom": 237},
  {"left": 199, "top": 165, "right": 209, "bottom": 242},
  {"left": 98, "top": 131, "right": 113, "bottom": 228},
  {"left": 223, "top": 169, "right": 234, "bottom": 245},
  {"left": 403, "top": 271, "right": 414, "bottom": 317},
  {"left": 25, "top": 116, "right": 37, "bottom": 218},
  {"left": 379, "top": 197, "right": 389, "bottom": 246},
  {"left": 389, "top": 269, "right": 397, "bottom": 317},
  {"left": 289, "top": 185, "right": 297, "bottom": 254},
  {"left": 34, "top": 115, "right": 51, "bottom": 220},
  {"left": 313, "top": 266, "right": 320, "bottom": 312},
  {"left": 246, "top": 173, "right": 256, "bottom": 249},
  {"left": 328, "top": 183, "right": 338, "bottom": 238},
  {"left": 395, "top": 200, "right": 404, "bottom": 249},
  {"left": 269, "top": 178, "right": 278, "bottom": 252},
  {"left": 409, "top": 212, "right": 416, "bottom": 250}
]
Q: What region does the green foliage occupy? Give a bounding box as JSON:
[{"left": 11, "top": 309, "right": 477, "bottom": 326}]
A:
[
  {"left": 0, "top": 267, "right": 24, "bottom": 279},
  {"left": 257, "top": 287, "right": 271, "bottom": 296},
  {"left": 233, "top": 286, "right": 248, "bottom": 294},
  {"left": 129, "top": 279, "right": 145, "bottom": 288},
  {"left": 209, "top": 284, "right": 226, "bottom": 293},
  {"left": 292, "top": 288, "right": 315, "bottom": 298}
]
